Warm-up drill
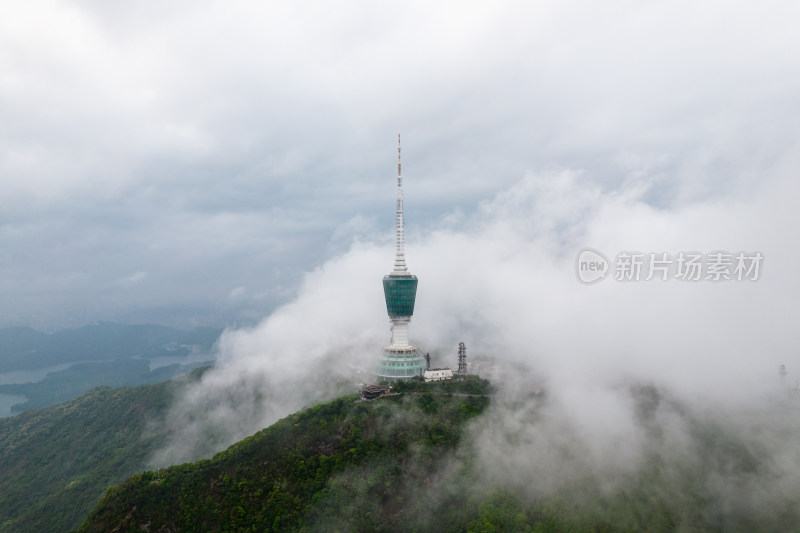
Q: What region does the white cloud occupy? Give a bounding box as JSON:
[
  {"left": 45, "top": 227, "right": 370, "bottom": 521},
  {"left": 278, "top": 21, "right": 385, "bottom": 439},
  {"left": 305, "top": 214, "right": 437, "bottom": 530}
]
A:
[
  {"left": 120, "top": 270, "right": 147, "bottom": 287},
  {"left": 152, "top": 145, "right": 800, "bottom": 477},
  {"left": 227, "top": 286, "right": 246, "bottom": 299}
]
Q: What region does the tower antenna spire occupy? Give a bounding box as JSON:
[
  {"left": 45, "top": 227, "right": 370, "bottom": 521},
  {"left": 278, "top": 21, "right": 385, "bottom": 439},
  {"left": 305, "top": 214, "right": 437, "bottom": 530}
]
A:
[{"left": 393, "top": 134, "right": 407, "bottom": 273}]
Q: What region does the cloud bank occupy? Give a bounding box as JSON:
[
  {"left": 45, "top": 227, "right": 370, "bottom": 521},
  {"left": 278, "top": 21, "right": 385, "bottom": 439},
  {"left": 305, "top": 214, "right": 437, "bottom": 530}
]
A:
[{"left": 151, "top": 139, "right": 800, "bottom": 514}]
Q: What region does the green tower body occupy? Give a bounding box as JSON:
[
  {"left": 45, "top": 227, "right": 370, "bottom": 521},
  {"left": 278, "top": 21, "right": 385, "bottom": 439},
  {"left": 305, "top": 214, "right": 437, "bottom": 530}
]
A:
[{"left": 383, "top": 275, "right": 418, "bottom": 317}]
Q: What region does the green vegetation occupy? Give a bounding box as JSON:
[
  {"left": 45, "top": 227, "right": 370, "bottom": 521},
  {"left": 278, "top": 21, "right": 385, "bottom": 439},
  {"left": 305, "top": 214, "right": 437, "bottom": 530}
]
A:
[
  {"left": 3, "top": 370, "right": 795, "bottom": 532},
  {"left": 0, "top": 369, "right": 209, "bottom": 533},
  {"left": 78, "top": 381, "right": 492, "bottom": 532},
  {"left": 391, "top": 375, "right": 494, "bottom": 395},
  {"left": 75, "top": 377, "right": 799, "bottom": 532}
]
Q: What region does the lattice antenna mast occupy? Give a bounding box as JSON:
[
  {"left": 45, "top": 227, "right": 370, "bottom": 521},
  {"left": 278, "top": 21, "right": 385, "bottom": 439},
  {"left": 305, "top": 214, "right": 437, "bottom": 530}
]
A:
[
  {"left": 458, "top": 342, "right": 468, "bottom": 375},
  {"left": 393, "top": 134, "right": 407, "bottom": 273}
]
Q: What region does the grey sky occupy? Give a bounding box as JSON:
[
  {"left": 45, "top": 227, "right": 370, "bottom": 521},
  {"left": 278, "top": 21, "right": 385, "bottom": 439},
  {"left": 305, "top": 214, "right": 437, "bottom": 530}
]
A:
[{"left": 1, "top": 1, "right": 799, "bottom": 329}]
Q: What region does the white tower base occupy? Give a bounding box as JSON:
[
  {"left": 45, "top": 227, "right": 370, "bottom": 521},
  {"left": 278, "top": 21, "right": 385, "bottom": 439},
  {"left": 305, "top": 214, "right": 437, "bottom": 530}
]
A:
[{"left": 374, "top": 345, "right": 426, "bottom": 380}]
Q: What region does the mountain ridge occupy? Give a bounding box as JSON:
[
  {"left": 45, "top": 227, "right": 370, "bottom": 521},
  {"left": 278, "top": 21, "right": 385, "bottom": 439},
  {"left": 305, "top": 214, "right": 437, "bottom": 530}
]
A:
[
  {"left": 0, "top": 368, "right": 212, "bottom": 533},
  {"left": 0, "top": 322, "right": 222, "bottom": 372},
  {"left": 77, "top": 378, "right": 493, "bottom": 532}
]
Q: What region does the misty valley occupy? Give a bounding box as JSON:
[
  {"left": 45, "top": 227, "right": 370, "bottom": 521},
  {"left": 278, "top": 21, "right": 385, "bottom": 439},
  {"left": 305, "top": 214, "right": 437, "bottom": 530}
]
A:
[
  {"left": 1, "top": 323, "right": 799, "bottom": 532},
  {"left": 0, "top": 323, "right": 219, "bottom": 415}
]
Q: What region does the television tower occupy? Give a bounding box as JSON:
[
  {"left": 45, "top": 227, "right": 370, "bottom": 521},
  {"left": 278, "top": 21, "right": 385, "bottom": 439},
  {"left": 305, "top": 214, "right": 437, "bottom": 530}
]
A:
[{"left": 374, "top": 136, "right": 426, "bottom": 380}]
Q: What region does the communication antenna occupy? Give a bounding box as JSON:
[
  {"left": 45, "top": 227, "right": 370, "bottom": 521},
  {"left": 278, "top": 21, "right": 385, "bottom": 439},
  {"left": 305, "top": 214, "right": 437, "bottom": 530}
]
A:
[
  {"left": 393, "top": 134, "right": 407, "bottom": 273},
  {"left": 457, "top": 342, "right": 468, "bottom": 376},
  {"left": 779, "top": 364, "right": 787, "bottom": 388},
  {"left": 425, "top": 352, "right": 431, "bottom": 371},
  {"left": 398, "top": 133, "right": 401, "bottom": 179}
]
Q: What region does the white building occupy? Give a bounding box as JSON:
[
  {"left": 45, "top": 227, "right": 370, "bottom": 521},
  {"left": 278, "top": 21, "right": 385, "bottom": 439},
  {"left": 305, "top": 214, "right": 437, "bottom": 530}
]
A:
[{"left": 423, "top": 368, "right": 453, "bottom": 382}]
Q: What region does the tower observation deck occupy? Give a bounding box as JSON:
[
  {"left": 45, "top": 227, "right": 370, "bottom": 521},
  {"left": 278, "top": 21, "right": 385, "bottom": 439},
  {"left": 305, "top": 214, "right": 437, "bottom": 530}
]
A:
[{"left": 374, "top": 136, "right": 427, "bottom": 380}]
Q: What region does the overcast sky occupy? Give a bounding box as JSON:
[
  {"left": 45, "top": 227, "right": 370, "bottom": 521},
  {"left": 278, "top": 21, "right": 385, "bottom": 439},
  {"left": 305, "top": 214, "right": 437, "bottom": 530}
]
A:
[{"left": 2, "top": 1, "right": 799, "bottom": 330}]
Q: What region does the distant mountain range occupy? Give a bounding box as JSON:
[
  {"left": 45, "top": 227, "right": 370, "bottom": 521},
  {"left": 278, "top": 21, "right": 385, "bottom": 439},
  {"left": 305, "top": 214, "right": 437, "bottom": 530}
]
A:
[
  {"left": 0, "top": 322, "right": 222, "bottom": 372},
  {"left": 0, "top": 322, "right": 222, "bottom": 414}
]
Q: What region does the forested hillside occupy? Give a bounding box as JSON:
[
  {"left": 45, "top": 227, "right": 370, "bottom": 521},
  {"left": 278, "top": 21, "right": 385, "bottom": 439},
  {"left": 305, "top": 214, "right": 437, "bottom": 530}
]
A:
[
  {"left": 0, "top": 369, "right": 209, "bottom": 532},
  {"left": 78, "top": 379, "right": 493, "bottom": 532},
  {"left": 4, "top": 371, "right": 796, "bottom": 533},
  {"left": 77, "top": 378, "right": 800, "bottom": 532}
]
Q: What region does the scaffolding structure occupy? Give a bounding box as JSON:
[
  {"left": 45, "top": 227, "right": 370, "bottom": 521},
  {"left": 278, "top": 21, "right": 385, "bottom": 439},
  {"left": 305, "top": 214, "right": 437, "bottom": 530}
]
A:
[{"left": 457, "top": 342, "right": 468, "bottom": 375}]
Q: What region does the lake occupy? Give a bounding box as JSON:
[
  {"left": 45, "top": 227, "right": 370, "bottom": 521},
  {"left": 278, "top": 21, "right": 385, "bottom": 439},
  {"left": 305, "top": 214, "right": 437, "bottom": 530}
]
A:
[{"left": 0, "top": 394, "right": 27, "bottom": 417}]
